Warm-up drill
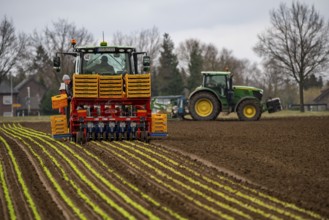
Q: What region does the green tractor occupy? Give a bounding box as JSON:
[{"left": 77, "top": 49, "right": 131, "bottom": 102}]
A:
[{"left": 188, "top": 71, "right": 282, "bottom": 121}]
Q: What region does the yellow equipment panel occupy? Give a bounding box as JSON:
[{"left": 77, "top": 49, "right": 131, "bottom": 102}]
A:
[
  {"left": 125, "top": 73, "right": 151, "bottom": 98},
  {"left": 73, "top": 74, "right": 98, "bottom": 98},
  {"left": 99, "top": 75, "right": 123, "bottom": 98},
  {"left": 51, "top": 94, "right": 67, "bottom": 109},
  {"left": 50, "top": 115, "right": 68, "bottom": 135},
  {"left": 151, "top": 113, "right": 167, "bottom": 133}
]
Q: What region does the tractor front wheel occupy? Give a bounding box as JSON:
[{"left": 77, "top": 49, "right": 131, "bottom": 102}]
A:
[
  {"left": 237, "top": 99, "right": 261, "bottom": 121},
  {"left": 189, "top": 92, "right": 220, "bottom": 120}
]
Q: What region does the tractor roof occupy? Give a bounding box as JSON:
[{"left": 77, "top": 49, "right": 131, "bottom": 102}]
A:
[
  {"left": 75, "top": 45, "right": 136, "bottom": 53},
  {"left": 201, "top": 71, "right": 231, "bottom": 76}
]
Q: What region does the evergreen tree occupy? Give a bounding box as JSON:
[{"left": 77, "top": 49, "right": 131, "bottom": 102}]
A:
[
  {"left": 304, "top": 74, "right": 323, "bottom": 90},
  {"left": 151, "top": 67, "right": 159, "bottom": 96},
  {"left": 39, "top": 88, "right": 58, "bottom": 115},
  {"left": 187, "top": 42, "right": 203, "bottom": 91},
  {"left": 157, "top": 33, "right": 183, "bottom": 95},
  {"left": 29, "top": 45, "right": 54, "bottom": 89}
]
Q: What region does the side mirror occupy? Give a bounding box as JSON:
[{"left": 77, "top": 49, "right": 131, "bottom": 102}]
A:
[
  {"left": 53, "top": 56, "right": 61, "bottom": 72},
  {"left": 142, "top": 56, "right": 151, "bottom": 72}
]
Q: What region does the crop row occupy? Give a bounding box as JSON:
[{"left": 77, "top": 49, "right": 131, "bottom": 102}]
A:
[
  {"left": 0, "top": 123, "right": 323, "bottom": 220},
  {"left": 147, "top": 142, "right": 322, "bottom": 219},
  {"left": 0, "top": 142, "right": 16, "bottom": 220},
  {"left": 1, "top": 123, "right": 184, "bottom": 219},
  {"left": 131, "top": 141, "right": 323, "bottom": 219},
  {"left": 94, "top": 140, "right": 322, "bottom": 220},
  {"left": 0, "top": 134, "right": 41, "bottom": 220}
]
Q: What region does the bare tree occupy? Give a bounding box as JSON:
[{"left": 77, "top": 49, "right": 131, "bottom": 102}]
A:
[
  {"left": 177, "top": 39, "right": 251, "bottom": 84},
  {"left": 31, "top": 18, "right": 94, "bottom": 85},
  {"left": 202, "top": 43, "right": 221, "bottom": 71},
  {"left": 254, "top": 1, "right": 329, "bottom": 112},
  {"left": 112, "top": 26, "right": 161, "bottom": 66},
  {"left": 0, "top": 16, "right": 28, "bottom": 84},
  {"left": 177, "top": 38, "right": 201, "bottom": 70},
  {"left": 261, "top": 59, "right": 285, "bottom": 98}
]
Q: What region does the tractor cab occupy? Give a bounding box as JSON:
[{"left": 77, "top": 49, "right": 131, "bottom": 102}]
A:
[
  {"left": 54, "top": 41, "right": 150, "bottom": 76},
  {"left": 202, "top": 71, "right": 232, "bottom": 98}
]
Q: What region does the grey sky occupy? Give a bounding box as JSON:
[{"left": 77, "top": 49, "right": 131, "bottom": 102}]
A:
[{"left": 1, "top": 0, "right": 329, "bottom": 62}]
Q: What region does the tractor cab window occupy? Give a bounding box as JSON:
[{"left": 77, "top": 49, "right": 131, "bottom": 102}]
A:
[
  {"left": 81, "top": 53, "right": 130, "bottom": 75},
  {"left": 205, "top": 75, "right": 226, "bottom": 88},
  {"left": 205, "top": 75, "right": 227, "bottom": 96}
]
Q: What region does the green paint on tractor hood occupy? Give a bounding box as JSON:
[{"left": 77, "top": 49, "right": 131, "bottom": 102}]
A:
[{"left": 233, "top": 85, "right": 263, "bottom": 93}]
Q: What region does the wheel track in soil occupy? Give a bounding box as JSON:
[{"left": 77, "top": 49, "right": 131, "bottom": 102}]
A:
[{"left": 0, "top": 123, "right": 325, "bottom": 220}]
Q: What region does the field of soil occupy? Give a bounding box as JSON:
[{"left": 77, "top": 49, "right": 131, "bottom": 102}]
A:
[
  {"left": 0, "top": 116, "right": 328, "bottom": 219},
  {"left": 154, "top": 116, "right": 329, "bottom": 217}
]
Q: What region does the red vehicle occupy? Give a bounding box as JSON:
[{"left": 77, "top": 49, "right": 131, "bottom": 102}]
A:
[{"left": 51, "top": 40, "right": 167, "bottom": 143}]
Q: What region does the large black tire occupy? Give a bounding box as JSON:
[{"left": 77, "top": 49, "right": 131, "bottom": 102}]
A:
[
  {"left": 237, "top": 99, "right": 262, "bottom": 121},
  {"left": 189, "top": 92, "right": 220, "bottom": 120}
]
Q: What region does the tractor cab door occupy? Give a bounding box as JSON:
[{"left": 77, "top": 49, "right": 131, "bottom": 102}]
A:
[{"left": 204, "top": 75, "right": 227, "bottom": 97}]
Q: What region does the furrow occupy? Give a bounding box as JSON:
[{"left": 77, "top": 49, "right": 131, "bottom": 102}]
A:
[
  {"left": 14, "top": 124, "right": 155, "bottom": 220},
  {"left": 0, "top": 159, "right": 16, "bottom": 220},
  {"left": 95, "top": 141, "right": 236, "bottom": 220},
  {"left": 69, "top": 141, "right": 187, "bottom": 220},
  {"left": 3, "top": 124, "right": 108, "bottom": 220},
  {"left": 0, "top": 134, "right": 41, "bottom": 220},
  {"left": 141, "top": 141, "right": 323, "bottom": 219},
  {"left": 130, "top": 141, "right": 320, "bottom": 220}
]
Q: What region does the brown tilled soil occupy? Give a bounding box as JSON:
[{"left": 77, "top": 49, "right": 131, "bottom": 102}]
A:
[
  {"left": 0, "top": 116, "right": 327, "bottom": 219},
  {"left": 154, "top": 116, "right": 329, "bottom": 217}
]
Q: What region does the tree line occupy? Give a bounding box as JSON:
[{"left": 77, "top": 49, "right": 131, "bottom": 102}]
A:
[{"left": 1, "top": 1, "right": 329, "bottom": 113}]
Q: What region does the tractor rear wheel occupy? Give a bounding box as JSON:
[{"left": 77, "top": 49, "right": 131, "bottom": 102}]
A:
[
  {"left": 237, "top": 99, "right": 261, "bottom": 121},
  {"left": 189, "top": 92, "right": 220, "bottom": 120}
]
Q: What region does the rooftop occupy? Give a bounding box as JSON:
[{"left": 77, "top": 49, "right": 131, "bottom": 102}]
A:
[{"left": 0, "top": 81, "right": 19, "bottom": 94}]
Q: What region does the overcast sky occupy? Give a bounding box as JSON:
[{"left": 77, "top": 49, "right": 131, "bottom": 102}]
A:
[{"left": 1, "top": 0, "right": 329, "bottom": 63}]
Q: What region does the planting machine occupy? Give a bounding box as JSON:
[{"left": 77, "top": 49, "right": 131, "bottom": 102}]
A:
[{"left": 50, "top": 40, "right": 167, "bottom": 143}]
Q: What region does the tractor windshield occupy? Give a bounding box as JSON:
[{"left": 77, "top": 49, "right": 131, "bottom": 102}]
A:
[
  {"left": 205, "top": 75, "right": 227, "bottom": 96},
  {"left": 205, "top": 75, "right": 226, "bottom": 88},
  {"left": 81, "top": 53, "right": 130, "bottom": 75}
]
